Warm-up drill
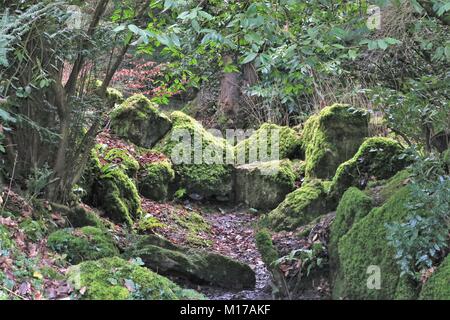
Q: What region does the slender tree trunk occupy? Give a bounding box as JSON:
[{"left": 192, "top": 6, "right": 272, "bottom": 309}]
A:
[{"left": 218, "top": 54, "right": 241, "bottom": 121}]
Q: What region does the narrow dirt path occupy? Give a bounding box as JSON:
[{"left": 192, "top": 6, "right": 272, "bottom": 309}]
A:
[{"left": 197, "top": 206, "right": 273, "bottom": 300}]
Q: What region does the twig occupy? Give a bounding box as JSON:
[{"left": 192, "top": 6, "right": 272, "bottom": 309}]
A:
[{"left": 0, "top": 285, "right": 26, "bottom": 300}]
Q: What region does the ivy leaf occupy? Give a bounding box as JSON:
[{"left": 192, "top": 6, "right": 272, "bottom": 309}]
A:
[{"left": 241, "top": 52, "right": 258, "bottom": 64}]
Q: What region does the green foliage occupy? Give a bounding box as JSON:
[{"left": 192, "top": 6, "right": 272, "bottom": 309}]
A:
[
  {"left": 386, "top": 151, "right": 450, "bottom": 278},
  {"left": 25, "top": 164, "right": 53, "bottom": 200}
]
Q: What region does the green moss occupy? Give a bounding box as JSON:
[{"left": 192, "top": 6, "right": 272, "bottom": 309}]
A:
[
  {"left": 394, "top": 276, "right": 419, "bottom": 300},
  {"left": 110, "top": 94, "right": 172, "bottom": 148},
  {"left": 138, "top": 160, "right": 175, "bottom": 201},
  {"left": 255, "top": 229, "right": 279, "bottom": 269},
  {"left": 0, "top": 225, "right": 13, "bottom": 250},
  {"left": 234, "top": 123, "right": 303, "bottom": 163},
  {"left": 47, "top": 226, "right": 119, "bottom": 264},
  {"left": 262, "top": 179, "right": 334, "bottom": 231},
  {"left": 19, "top": 218, "right": 48, "bottom": 242},
  {"left": 104, "top": 148, "right": 140, "bottom": 178},
  {"left": 366, "top": 169, "right": 411, "bottom": 205},
  {"left": 330, "top": 137, "right": 408, "bottom": 201},
  {"left": 329, "top": 187, "right": 373, "bottom": 298},
  {"left": 95, "top": 169, "right": 142, "bottom": 225},
  {"left": 67, "top": 256, "right": 205, "bottom": 300},
  {"left": 335, "top": 186, "right": 423, "bottom": 299},
  {"left": 91, "top": 80, "right": 124, "bottom": 107},
  {"left": 173, "top": 211, "right": 211, "bottom": 246},
  {"left": 419, "top": 255, "right": 450, "bottom": 300},
  {"left": 128, "top": 237, "right": 256, "bottom": 289},
  {"left": 302, "top": 104, "right": 369, "bottom": 179},
  {"left": 156, "top": 111, "right": 234, "bottom": 199}
]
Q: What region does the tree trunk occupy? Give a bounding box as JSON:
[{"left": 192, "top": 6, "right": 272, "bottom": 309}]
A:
[{"left": 218, "top": 54, "right": 241, "bottom": 122}]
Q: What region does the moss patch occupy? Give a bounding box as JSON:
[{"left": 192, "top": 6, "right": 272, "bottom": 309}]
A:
[
  {"left": 302, "top": 104, "right": 369, "bottom": 179},
  {"left": 419, "top": 255, "right": 450, "bottom": 300},
  {"left": 47, "top": 226, "right": 119, "bottom": 264},
  {"left": 104, "top": 148, "right": 140, "bottom": 178},
  {"left": 329, "top": 187, "right": 373, "bottom": 298},
  {"left": 330, "top": 137, "right": 408, "bottom": 201},
  {"left": 255, "top": 228, "right": 279, "bottom": 268},
  {"left": 335, "top": 186, "right": 422, "bottom": 299},
  {"left": 110, "top": 94, "right": 172, "bottom": 148},
  {"left": 262, "top": 179, "right": 334, "bottom": 231},
  {"left": 66, "top": 256, "right": 204, "bottom": 300}
]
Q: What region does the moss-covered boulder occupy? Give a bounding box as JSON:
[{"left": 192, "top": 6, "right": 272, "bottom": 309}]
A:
[
  {"left": 103, "top": 148, "right": 140, "bottom": 178},
  {"left": 328, "top": 187, "right": 373, "bottom": 298},
  {"left": 334, "top": 186, "right": 422, "bottom": 299},
  {"left": 234, "top": 123, "right": 303, "bottom": 163},
  {"left": 262, "top": 179, "right": 334, "bottom": 231},
  {"left": 50, "top": 203, "right": 105, "bottom": 229},
  {"left": 138, "top": 160, "right": 175, "bottom": 201},
  {"left": 235, "top": 160, "right": 296, "bottom": 210},
  {"left": 330, "top": 137, "right": 407, "bottom": 200},
  {"left": 110, "top": 94, "right": 172, "bottom": 148},
  {"left": 66, "top": 256, "right": 204, "bottom": 300},
  {"left": 302, "top": 104, "right": 369, "bottom": 179},
  {"left": 156, "top": 111, "right": 234, "bottom": 200},
  {"left": 93, "top": 169, "right": 142, "bottom": 225},
  {"left": 91, "top": 80, "right": 124, "bottom": 108},
  {"left": 81, "top": 146, "right": 142, "bottom": 225},
  {"left": 126, "top": 235, "right": 256, "bottom": 289},
  {"left": 419, "top": 255, "right": 450, "bottom": 300},
  {"left": 47, "top": 227, "right": 119, "bottom": 264}
]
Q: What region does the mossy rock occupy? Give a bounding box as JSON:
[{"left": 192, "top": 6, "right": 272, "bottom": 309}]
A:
[
  {"left": 110, "top": 94, "right": 172, "bottom": 148},
  {"left": 66, "top": 256, "right": 205, "bottom": 300},
  {"left": 104, "top": 148, "right": 140, "bottom": 178},
  {"left": 262, "top": 179, "right": 334, "bottom": 231},
  {"left": 91, "top": 80, "right": 124, "bottom": 108},
  {"left": 235, "top": 160, "right": 296, "bottom": 210},
  {"left": 47, "top": 226, "right": 119, "bottom": 264},
  {"left": 93, "top": 169, "right": 142, "bottom": 225},
  {"left": 302, "top": 104, "right": 369, "bottom": 179},
  {"left": 156, "top": 111, "right": 234, "bottom": 200},
  {"left": 255, "top": 228, "right": 279, "bottom": 268},
  {"left": 366, "top": 170, "right": 411, "bottom": 206},
  {"left": 329, "top": 137, "right": 408, "bottom": 201},
  {"left": 234, "top": 123, "right": 303, "bottom": 163},
  {"left": 329, "top": 187, "right": 373, "bottom": 298},
  {"left": 334, "top": 186, "right": 423, "bottom": 299},
  {"left": 138, "top": 160, "right": 175, "bottom": 201},
  {"left": 126, "top": 235, "right": 256, "bottom": 290},
  {"left": 50, "top": 203, "right": 105, "bottom": 230},
  {"left": 419, "top": 255, "right": 450, "bottom": 300}
]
